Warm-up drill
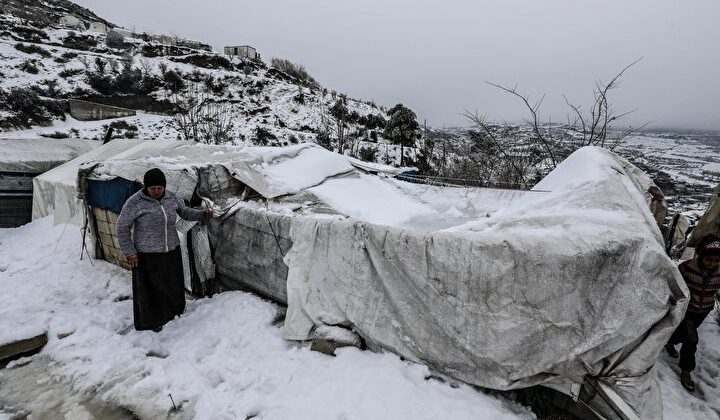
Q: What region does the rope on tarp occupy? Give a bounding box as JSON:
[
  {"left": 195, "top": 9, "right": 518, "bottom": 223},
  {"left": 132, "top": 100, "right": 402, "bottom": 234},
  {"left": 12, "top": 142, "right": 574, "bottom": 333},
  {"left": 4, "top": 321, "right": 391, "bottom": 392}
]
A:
[{"left": 264, "top": 199, "right": 286, "bottom": 257}]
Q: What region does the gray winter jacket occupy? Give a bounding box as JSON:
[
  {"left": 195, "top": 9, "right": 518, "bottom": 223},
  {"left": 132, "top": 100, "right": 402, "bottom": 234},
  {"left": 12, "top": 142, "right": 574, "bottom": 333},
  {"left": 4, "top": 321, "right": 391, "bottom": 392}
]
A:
[{"left": 116, "top": 190, "right": 205, "bottom": 257}]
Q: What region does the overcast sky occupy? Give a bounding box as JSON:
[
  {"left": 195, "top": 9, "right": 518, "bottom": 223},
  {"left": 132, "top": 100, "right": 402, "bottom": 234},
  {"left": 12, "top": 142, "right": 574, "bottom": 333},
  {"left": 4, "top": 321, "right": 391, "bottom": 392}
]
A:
[{"left": 73, "top": 0, "right": 720, "bottom": 130}]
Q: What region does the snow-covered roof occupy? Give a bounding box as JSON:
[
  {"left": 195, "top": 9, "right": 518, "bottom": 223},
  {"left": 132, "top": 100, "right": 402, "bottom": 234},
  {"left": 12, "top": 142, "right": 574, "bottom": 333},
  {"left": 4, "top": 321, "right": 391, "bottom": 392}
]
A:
[{"left": 0, "top": 138, "right": 97, "bottom": 174}]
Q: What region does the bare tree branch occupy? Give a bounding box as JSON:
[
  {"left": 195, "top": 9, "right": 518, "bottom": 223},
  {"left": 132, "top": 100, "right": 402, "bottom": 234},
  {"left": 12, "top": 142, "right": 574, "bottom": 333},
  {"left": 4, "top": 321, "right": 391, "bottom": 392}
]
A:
[{"left": 486, "top": 82, "right": 558, "bottom": 167}]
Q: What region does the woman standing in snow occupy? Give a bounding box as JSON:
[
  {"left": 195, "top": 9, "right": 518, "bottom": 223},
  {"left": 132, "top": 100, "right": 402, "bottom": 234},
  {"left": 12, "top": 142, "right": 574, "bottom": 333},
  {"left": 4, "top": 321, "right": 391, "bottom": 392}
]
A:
[
  {"left": 117, "top": 168, "right": 213, "bottom": 332},
  {"left": 665, "top": 234, "right": 720, "bottom": 392}
]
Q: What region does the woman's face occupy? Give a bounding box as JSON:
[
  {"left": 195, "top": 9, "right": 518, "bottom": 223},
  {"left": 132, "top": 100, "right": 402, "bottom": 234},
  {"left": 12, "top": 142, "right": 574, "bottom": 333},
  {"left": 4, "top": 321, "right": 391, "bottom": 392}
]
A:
[
  {"left": 147, "top": 185, "right": 165, "bottom": 199},
  {"left": 701, "top": 255, "right": 720, "bottom": 271}
]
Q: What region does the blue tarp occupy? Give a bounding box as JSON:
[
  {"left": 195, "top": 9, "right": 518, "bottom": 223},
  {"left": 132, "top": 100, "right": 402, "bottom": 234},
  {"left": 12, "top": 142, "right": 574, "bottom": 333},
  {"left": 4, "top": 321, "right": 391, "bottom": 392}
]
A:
[{"left": 87, "top": 178, "right": 141, "bottom": 214}]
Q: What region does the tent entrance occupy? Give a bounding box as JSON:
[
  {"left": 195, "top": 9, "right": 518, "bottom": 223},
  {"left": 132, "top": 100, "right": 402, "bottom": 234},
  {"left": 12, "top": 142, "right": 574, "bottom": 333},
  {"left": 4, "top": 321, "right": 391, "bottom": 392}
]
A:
[{"left": 1, "top": 171, "right": 38, "bottom": 228}]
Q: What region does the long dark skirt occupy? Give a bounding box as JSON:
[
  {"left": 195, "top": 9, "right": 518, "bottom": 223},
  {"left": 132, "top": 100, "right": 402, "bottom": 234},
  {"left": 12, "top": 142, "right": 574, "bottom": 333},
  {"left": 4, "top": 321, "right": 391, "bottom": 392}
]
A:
[{"left": 132, "top": 246, "right": 186, "bottom": 331}]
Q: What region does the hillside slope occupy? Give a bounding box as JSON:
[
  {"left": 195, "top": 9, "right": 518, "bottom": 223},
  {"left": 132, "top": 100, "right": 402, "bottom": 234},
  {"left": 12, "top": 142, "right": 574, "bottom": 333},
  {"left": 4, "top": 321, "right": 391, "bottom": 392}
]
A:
[{"left": 0, "top": 0, "right": 406, "bottom": 163}]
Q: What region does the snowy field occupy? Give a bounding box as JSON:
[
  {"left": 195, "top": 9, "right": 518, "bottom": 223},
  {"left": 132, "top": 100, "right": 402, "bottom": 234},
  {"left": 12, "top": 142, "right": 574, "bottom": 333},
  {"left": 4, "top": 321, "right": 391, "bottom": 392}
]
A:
[
  {"left": 2, "top": 216, "right": 720, "bottom": 419},
  {"left": 0, "top": 218, "right": 531, "bottom": 420},
  {"left": 617, "top": 130, "right": 720, "bottom": 218}
]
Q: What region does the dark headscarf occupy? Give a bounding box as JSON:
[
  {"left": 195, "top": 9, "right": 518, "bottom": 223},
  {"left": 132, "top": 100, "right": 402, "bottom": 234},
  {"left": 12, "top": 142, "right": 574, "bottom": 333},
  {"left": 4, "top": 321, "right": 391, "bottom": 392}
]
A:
[{"left": 143, "top": 168, "right": 166, "bottom": 188}]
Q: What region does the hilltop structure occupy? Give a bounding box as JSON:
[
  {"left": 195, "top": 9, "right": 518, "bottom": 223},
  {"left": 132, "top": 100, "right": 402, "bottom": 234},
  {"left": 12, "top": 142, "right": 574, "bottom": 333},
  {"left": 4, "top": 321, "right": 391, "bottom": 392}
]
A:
[
  {"left": 58, "top": 14, "right": 85, "bottom": 30},
  {"left": 88, "top": 21, "right": 106, "bottom": 33},
  {"left": 224, "top": 45, "right": 258, "bottom": 60}
]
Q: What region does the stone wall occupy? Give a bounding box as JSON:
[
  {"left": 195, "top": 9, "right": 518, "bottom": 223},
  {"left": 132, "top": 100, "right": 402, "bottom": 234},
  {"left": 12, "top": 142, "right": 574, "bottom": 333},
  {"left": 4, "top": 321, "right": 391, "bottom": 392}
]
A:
[{"left": 68, "top": 99, "right": 136, "bottom": 121}]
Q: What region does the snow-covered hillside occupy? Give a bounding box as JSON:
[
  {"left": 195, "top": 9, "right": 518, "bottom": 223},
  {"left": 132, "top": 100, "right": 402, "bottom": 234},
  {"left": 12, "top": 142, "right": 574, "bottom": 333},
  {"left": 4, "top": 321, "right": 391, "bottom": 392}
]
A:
[{"left": 0, "top": 2, "right": 398, "bottom": 162}]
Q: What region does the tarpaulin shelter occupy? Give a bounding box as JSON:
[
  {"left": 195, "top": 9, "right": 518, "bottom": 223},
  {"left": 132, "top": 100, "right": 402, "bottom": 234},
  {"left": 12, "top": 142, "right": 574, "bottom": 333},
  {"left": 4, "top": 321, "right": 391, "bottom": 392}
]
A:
[
  {"left": 0, "top": 138, "right": 96, "bottom": 227},
  {"left": 73, "top": 141, "right": 684, "bottom": 419},
  {"left": 31, "top": 139, "right": 140, "bottom": 225}
]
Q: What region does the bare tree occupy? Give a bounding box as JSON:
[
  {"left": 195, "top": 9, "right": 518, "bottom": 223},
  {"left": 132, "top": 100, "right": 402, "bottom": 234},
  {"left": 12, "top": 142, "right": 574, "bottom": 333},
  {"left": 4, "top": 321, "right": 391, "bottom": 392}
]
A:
[
  {"left": 170, "top": 84, "right": 233, "bottom": 144},
  {"left": 469, "top": 59, "right": 644, "bottom": 174},
  {"left": 561, "top": 59, "right": 647, "bottom": 151},
  {"left": 138, "top": 58, "right": 153, "bottom": 78},
  {"left": 198, "top": 101, "right": 233, "bottom": 144},
  {"left": 482, "top": 83, "right": 558, "bottom": 168}
]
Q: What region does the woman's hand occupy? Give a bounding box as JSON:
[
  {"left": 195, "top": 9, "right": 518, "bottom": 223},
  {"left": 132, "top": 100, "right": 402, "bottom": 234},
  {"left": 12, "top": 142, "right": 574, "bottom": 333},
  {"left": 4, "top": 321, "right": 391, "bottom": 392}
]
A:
[
  {"left": 128, "top": 254, "right": 138, "bottom": 268},
  {"left": 203, "top": 208, "right": 214, "bottom": 219}
]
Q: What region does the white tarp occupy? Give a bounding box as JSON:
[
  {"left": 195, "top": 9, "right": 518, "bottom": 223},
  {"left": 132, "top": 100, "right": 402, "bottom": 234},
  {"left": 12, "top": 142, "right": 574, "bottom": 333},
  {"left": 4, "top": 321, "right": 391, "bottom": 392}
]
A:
[
  {"left": 281, "top": 147, "right": 688, "bottom": 419},
  {"left": 35, "top": 140, "right": 355, "bottom": 227},
  {"left": 0, "top": 138, "right": 96, "bottom": 174},
  {"left": 80, "top": 142, "right": 354, "bottom": 201},
  {"left": 32, "top": 139, "right": 139, "bottom": 224}
]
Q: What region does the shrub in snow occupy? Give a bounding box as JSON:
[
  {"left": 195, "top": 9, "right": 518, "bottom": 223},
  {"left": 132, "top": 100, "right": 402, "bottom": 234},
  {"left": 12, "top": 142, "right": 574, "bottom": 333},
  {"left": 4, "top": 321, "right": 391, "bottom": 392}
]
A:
[
  {"left": 14, "top": 42, "right": 51, "bottom": 58},
  {"left": 18, "top": 59, "right": 39, "bottom": 74},
  {"left": 358, "top": 146, "right": 378, "bottom": 163},
  {"left": 106, "top": 30, "right": 125, "bottom": 49},
  {"left": 11, "top": 26, "right": 48, "bottom": 43},
  {"left": 0, "top": 87, "right": 65, "bottom": 129},
  {"left": 62, "top": 33, "right": 98, "bottom": 50},
  {"left": 163, "top": 69, "right": 185, "bottom": 93},
  {"left": 293, "top": 91, "right": 305, "bottom": 105},
  {"left": 203, "top": 76, "right": 227, "bottom": 95},
  {"left": 254, "top": 126, "right": 277, "bottom": 145},
  {"left": 39, "top": 131, "right": 70, "bottom": 139},
  {"left": 360, "top": 113, "right": 386, "bottom": 130},
  {"left": 172, "top": 54, "right": 234, "bottom": 71},
  {"left": 315, "top": 131, "right": 332, "bottom": 151},
  {"left": 107, "top": 120, "right": 138, "bottom": 131},
  {"left": 87, "top": 61, "right": 160, "bottom": 96},
  {"left": 58, "top": 68, "right": 84, "bottom": 79},
  {"left": 270, "top": 57, "right": 320, "bottom": 88}
]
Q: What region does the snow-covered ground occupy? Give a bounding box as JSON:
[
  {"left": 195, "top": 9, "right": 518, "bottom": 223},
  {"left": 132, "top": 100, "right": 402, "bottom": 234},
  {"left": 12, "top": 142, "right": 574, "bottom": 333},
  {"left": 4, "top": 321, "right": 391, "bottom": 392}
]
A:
[
  {"left": 0, "top": 217, "right": 532, "bottom": 419},
  {"left": 3, "top": 215, "right": 720, "bottom": 418}
]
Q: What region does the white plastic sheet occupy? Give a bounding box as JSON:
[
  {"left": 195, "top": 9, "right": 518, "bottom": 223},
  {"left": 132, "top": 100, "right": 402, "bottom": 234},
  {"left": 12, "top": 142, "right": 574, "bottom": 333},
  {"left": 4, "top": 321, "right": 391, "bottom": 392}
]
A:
[{"left": 282, "top": 147, "right": 687, "bottom": 419}]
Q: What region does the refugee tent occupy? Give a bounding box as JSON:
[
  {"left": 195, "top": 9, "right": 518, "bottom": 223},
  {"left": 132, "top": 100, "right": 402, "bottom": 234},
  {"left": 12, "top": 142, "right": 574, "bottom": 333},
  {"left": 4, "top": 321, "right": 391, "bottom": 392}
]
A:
[
  {"left": 77, "top": 142, "right": 685, "bottom": 420},
  {"left": 1, "top": 138, "right": 96, "bottom": 227},
  {"left": 32, "top": 139, "right": 148, "bottom": 225}
]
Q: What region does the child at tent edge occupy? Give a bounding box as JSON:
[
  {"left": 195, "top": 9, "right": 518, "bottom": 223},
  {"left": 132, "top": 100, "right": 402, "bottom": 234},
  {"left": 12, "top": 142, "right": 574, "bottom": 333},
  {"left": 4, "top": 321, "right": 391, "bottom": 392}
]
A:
[{"left": 665, "top": 234, "right": 720, "bottom": 392}]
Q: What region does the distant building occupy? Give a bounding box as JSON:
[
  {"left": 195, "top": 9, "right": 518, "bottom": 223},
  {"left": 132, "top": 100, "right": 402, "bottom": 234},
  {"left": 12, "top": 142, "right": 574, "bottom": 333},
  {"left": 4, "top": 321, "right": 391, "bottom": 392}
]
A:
[
  {"left": 59, "top": 14, "right": 86, "bottom": 30},
  {"left": 153, "top": 34, "right": 177, "bottom": 46},
  {"left": 224, "top": 45, "right": 257, "bottom": 60},
  {"left": 178, "top": 38, "right": 212, "bottom": 52},
  {"left": 88, "top": 22, "right": 107, "bottom": 34}
]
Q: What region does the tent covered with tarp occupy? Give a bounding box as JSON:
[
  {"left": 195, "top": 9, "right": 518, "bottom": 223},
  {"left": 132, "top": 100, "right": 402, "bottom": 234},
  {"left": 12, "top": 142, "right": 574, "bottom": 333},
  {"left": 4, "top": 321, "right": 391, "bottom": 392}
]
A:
[
  {"left": 31, "top": 139, "right": 139, "bottom": 225},
  {"left": 75, "top": 141, "right": 685, "bottom": 420},
  {"left": 0, "top": 138, "right": 97, "bottom": 175},
  {"left": 1, "top": 138, "right": 97, "bottom": 227}
]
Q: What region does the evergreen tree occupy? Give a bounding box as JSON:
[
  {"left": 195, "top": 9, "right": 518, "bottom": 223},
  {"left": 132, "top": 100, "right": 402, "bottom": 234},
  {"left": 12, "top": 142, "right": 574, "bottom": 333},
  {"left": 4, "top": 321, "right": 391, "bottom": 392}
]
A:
[{"left": 383, "top": 103, "right": 420, "bottom": 166}]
